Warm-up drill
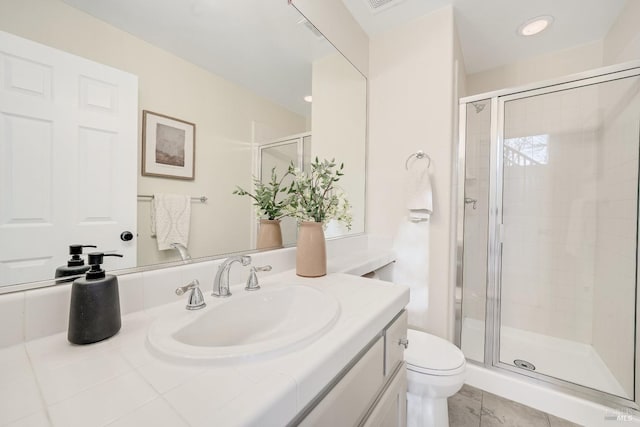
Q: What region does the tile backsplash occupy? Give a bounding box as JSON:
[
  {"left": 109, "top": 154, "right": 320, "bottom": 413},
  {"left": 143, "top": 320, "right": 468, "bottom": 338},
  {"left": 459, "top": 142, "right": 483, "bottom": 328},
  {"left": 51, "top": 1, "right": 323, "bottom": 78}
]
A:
[{"left": 0, "top": 235, "right": 370, "bottom": 349}]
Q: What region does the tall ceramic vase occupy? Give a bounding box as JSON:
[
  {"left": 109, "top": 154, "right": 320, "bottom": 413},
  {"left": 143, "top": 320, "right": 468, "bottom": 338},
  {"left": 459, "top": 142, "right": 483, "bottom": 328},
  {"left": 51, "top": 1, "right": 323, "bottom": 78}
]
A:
[
  {"left": 256, "top": 219, "right": 283, "bottom": 250},
  {"left": 296, "top": 221, "right": 327, "bottom": 277}
]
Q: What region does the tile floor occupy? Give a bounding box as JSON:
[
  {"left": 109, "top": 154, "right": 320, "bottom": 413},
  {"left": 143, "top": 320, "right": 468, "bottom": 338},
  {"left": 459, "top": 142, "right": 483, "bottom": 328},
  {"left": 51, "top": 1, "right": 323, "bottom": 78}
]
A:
[{"left": 448, "top": 385, "right": 582, "bottom": 427}]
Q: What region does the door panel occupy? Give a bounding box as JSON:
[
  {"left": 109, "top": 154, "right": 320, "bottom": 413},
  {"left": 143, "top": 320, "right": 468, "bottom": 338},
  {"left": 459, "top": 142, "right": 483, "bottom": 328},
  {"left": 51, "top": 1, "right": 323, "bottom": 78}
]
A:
[{"left": 0, "top": 31, "right": 138, "bottom": 285}]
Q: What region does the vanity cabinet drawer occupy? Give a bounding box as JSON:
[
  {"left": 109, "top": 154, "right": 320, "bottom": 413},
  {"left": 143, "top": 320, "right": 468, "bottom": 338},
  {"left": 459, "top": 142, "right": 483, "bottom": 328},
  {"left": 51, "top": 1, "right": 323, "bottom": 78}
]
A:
[
  {"left": 299, "top": 337, "right": 384, "bottom": 426},
  {"left": 384, "top": 310, "right": 408, "bottom": 378}
]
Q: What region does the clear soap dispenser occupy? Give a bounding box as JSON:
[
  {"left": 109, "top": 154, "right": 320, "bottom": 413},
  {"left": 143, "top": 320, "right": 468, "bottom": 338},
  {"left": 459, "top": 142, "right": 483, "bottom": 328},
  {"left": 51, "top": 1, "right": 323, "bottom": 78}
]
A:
[{"left": 68, "top": 252, "right": 123, "bottom": 344}]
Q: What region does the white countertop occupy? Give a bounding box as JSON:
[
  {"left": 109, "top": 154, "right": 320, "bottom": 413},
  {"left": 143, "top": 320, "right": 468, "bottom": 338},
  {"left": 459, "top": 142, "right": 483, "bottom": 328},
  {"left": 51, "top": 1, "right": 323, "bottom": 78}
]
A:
[{"left": 0, "top": 268, "right": 408, "bottom": 426}]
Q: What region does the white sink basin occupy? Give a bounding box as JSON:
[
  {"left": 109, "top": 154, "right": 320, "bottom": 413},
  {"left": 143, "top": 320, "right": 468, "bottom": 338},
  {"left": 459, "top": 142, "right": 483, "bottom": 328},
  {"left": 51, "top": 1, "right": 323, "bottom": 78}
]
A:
[{"left": 147, "top": 284, "right": 340, "bottom": 363}]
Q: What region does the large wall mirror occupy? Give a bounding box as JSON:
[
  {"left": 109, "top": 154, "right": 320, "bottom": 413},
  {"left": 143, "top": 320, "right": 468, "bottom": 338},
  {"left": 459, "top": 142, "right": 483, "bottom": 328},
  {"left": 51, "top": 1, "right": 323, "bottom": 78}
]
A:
[{"left": 0, "top": 0, "right": 367, "bottom": 291}]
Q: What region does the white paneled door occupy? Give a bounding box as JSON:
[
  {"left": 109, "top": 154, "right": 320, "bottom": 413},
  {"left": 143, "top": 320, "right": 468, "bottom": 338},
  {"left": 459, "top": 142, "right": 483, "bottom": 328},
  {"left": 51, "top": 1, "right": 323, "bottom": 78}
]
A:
[{"left": 0, "top": 31, "right": 138, "bottom": 286}]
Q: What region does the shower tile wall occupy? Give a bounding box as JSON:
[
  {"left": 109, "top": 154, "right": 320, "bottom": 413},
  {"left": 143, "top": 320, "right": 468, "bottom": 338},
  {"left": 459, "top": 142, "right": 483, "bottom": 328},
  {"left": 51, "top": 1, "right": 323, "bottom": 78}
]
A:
[
  {"left": 461, "top": 101, "right": 491, "bottom": 362},
  {"left": 592, "top": 77, "right": 640, "bottom": 398},
  {"left": 501, "top": 87, "right": 600, "bottom": 344}
]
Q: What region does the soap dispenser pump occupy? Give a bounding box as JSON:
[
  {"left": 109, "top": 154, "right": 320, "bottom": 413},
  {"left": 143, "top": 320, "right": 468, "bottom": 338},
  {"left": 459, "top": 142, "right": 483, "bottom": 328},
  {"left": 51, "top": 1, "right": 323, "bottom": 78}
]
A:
[
  {"left": 68, "top": 252, "right": 123, "bottom": 345},
  {"left": 55, "top": 244, "right": 97, "bottom": 281}
]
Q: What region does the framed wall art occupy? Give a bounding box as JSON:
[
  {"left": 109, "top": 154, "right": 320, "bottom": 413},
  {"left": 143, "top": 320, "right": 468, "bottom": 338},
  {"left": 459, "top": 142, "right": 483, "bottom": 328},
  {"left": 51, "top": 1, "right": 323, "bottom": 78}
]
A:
[{"left": 142, "top": 110, "right": 195, "bottom": 180}]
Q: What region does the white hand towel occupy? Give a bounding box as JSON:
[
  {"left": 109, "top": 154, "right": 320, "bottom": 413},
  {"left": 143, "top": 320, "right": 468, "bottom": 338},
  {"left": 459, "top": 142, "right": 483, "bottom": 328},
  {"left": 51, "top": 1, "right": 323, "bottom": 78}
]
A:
[
  {"left": 406, "top": 164, "right": 433, "bottom": 221},
  {"left": 151, "top": 193, "right": 191, "bottom": 251}
]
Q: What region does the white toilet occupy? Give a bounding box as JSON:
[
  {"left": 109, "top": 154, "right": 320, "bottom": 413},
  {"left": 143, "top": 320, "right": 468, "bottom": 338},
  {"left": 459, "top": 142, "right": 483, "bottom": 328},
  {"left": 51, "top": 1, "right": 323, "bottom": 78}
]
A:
[{"left": 404, "top": 328, "right": 466, "bottom": 427}]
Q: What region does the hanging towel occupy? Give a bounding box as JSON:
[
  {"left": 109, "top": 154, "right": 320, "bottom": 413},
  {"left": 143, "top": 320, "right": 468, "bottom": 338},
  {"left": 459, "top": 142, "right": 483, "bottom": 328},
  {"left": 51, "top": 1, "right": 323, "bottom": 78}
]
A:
[
  {"left": 406, "top": 163, "right": 433, "bottom": 221},
  {"left": 151, "top": 193, "right": 191, "bottom": 251}
]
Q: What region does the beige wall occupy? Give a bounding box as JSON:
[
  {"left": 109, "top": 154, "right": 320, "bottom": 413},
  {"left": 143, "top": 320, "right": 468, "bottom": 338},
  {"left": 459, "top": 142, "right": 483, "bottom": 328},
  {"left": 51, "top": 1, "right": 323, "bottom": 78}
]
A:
[
  {"left": 292, "top": 0, "right": 369, "bottom": 77},
  {"left": 467, "top": 0, "right": 640, "bottom": 97},
  {"left": 311, "top": 53, "right": 367, "bottom": 237},
  {"left": 454, "top": 21, "right": 467, "bottom": 100},
  {"left": 0, "top": 0, "right": 307, "bottom": 266},
  {"left": 466, "top": 41, "right": 603, "bottom": 96},
  {"left": 368, "top": 6, "right": 457, "bottom": 340},
  {"left": 603, "top": 0, "right": 640, "bottom": 65}
]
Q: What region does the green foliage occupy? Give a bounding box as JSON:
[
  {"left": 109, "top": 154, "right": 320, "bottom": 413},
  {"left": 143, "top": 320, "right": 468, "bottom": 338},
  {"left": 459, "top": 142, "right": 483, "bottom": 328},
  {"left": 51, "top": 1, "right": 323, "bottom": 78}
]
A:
[
  {"left": 285, "top": 157, "right": 352, "bottom": 229},
  {"left": 232, "top": 167, "right": 291, "bottom": 220}
]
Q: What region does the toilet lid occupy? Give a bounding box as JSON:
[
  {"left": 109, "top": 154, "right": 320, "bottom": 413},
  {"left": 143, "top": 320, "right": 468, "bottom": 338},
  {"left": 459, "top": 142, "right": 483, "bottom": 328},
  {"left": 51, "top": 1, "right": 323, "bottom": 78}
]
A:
[{"left": 405, "top": 329, "right": 465, "bottom": 376}]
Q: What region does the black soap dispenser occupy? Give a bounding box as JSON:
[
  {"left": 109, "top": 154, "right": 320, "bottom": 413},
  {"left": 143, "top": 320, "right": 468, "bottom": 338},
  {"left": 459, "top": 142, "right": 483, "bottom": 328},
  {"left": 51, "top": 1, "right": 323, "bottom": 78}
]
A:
[
  {"left": 68, "top": 252, "right": 123, "bottom": 345},
  {"left": 55, "top": 244, "right": 97, "bottom": 281}
]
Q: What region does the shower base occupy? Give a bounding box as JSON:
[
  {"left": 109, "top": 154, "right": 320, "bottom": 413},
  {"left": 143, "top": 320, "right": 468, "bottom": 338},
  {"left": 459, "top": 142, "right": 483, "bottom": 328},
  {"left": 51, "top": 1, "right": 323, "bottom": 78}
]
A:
[{"left": 461, "top": 318, "right": 629, "bottom": 399}]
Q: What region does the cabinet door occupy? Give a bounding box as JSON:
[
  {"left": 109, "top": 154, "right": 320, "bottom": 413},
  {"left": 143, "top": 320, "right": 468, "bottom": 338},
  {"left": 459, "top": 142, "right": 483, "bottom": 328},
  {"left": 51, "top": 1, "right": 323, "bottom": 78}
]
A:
[
  {"left": 300, "top": 338, "right": 384, "bottom": 426},
  {"left": 385, "top": 311, "right": 408, "bottom": 377},
  {"left": 361, "top": 363, "right": 407, "bottom": 427}
]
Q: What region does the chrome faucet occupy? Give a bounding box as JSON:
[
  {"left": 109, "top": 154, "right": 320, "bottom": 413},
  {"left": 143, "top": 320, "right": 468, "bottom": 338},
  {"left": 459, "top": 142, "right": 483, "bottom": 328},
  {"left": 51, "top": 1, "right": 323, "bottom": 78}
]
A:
[
  {"left": 212, "top": 255, "right": 251, "bottom": 297},
  {"left": 245, "top": 265, "right": 272, "bottom": 291},
  {"left": 175, "top": 279, "right": 205, "bottom": 310},
  {"left": 170, "top": 243, "right": 191, "bottom": 262}
]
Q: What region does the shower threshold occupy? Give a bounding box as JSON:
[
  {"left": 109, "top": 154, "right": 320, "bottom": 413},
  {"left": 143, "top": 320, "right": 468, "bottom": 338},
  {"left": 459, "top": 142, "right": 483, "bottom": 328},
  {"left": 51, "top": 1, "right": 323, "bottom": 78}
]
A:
[{"left": 461, "top": 318, "right": 630, "bottom": 399}]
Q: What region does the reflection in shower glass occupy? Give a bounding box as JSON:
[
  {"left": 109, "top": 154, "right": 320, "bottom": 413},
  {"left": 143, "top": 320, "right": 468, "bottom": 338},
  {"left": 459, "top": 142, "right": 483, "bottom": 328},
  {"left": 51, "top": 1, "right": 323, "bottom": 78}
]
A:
[
  {"left": 504, "top": 134, "right": 549, "bottom": 165},
  {"left": 499, "top": 76, "right": 640, "bottom": 399},
  {"left": 460, "top": 100, "right": 491, "bottom": 363}
]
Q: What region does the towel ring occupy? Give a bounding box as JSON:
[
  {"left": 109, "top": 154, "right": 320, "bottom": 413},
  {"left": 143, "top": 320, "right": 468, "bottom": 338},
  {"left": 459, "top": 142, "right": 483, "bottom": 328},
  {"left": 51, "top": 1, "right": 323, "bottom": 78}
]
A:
[{"left": 405, "top": 150, "right": 431, "bottom": 170}]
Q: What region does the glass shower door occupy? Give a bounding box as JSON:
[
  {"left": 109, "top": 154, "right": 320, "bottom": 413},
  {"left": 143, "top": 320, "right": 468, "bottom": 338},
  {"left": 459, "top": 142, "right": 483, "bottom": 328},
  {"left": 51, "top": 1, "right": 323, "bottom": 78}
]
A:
[
  {"left": 259, "top": 134, "right": 311, "bottom": 247},
  {"left": 495, "top": 75, "right": 640, "bottom": 400}
]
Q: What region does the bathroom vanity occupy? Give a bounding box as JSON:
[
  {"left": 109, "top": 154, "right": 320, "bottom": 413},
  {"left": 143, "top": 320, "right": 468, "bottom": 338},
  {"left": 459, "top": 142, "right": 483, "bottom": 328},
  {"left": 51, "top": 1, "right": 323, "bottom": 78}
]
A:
[
  {"left": 295, "top": 309, "right": 409, "bottom": 426},
  {"left": 0, "top": 247, "right": 409, "bottom": 426}
]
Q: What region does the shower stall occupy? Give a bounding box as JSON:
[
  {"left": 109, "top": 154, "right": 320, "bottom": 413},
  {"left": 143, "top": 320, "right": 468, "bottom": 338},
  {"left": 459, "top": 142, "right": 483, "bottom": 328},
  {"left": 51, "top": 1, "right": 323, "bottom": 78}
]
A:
[{"left": 456, "top": 62, "right": 640, "bottom": 410}]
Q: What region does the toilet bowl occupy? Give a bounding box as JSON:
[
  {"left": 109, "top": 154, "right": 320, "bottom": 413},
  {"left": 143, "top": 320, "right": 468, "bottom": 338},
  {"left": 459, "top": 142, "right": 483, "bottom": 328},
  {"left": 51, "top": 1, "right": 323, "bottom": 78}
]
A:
[{"left": 405, "top": 328, "right": 466, "bottom": 427}]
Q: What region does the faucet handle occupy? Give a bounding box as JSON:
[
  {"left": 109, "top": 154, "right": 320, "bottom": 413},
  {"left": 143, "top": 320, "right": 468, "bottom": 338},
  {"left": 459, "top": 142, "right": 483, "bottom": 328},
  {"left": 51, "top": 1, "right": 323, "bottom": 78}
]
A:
[
  {"left": 175, "top": 279, "right": 206, "bottom": 310},
  {"left": 245, "top": 265, "right": 272, "bottom": 291}
]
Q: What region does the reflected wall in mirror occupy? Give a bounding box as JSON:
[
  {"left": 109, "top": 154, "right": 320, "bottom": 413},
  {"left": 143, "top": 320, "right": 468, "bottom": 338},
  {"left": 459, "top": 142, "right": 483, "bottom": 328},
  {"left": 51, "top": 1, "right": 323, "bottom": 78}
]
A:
[{"left": 0, "top": 0, "right": 366, "bottom": 289}]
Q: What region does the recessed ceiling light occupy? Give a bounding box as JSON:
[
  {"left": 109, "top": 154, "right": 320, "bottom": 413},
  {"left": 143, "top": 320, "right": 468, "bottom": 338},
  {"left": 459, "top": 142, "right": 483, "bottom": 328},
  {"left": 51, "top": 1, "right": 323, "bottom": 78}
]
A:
[
  {"left": 304, "top": 95, "right": 313, "bottom": 103},
  {"left": 517, "top": 15, "right": 554, "bottom": 37}
]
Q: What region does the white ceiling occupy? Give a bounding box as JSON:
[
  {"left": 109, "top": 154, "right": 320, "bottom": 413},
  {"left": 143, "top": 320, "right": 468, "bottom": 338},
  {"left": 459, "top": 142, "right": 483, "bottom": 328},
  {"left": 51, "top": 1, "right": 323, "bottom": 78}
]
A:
[
  {"left": 63, "top": 0, "right": 335, "bottom": 117},
  {"left": 60, "top": 0, "right": 628, "bottom": 113},
  {"left": 341, "top": 0, "right": 627, "bottom": 73}
]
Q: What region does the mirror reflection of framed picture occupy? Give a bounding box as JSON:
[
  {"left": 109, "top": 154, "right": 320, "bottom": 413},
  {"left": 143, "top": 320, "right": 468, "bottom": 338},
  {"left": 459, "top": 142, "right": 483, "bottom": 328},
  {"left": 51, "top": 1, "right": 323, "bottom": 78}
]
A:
[{"left": 142, "top": 110, "right": 195, "bottom": 180}]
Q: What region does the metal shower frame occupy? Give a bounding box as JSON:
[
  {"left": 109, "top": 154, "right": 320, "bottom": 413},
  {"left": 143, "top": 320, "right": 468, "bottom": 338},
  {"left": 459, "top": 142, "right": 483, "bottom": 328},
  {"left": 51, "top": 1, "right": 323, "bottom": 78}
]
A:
[{"left": 454, "top": 60, "right": 640, "bottom": 411}]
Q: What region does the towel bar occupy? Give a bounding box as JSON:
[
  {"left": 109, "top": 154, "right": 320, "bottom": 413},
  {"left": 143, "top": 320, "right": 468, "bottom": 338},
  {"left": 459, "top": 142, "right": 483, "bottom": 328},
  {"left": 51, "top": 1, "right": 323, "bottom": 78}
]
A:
[{"left": 137, "top": 194, "right": 208, "bottom": 203}]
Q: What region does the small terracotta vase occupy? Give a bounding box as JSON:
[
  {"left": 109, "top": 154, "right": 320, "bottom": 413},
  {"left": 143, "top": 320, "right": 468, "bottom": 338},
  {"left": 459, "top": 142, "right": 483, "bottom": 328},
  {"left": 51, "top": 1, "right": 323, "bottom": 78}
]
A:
[
  {"left": 257, "top": 219, "right": 283, "bottom": 250},
  {"left": 296, "top": 221, "right": 327, "bottom": 277}
]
